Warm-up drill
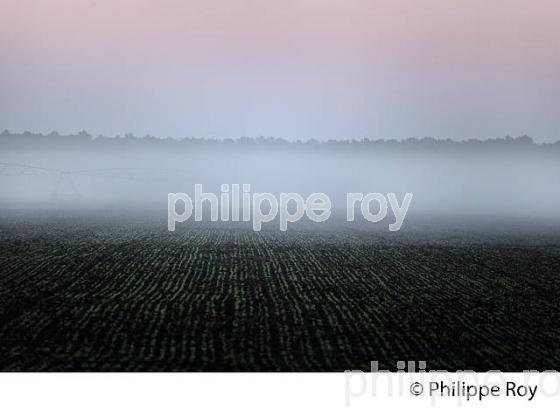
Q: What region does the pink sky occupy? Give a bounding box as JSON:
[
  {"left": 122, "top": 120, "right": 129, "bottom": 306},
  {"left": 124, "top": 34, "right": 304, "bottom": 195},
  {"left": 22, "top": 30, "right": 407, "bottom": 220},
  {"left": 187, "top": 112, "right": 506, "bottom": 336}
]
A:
[{"left": 1, "top": 0, "right": 559, "bottom": 140}]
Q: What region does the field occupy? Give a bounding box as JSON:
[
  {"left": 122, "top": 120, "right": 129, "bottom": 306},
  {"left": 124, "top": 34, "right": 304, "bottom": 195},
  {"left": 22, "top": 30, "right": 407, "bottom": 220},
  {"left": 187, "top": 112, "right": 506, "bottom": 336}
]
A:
[{"left": 1, "top": 211, "right": 560, "bottom": 371}]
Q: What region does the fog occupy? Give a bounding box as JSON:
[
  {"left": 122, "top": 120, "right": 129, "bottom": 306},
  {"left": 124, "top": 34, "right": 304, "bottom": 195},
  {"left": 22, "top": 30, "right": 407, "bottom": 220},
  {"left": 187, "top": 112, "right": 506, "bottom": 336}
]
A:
[{"left": 1, "top": 134, "right": 559, "bottom": 222}]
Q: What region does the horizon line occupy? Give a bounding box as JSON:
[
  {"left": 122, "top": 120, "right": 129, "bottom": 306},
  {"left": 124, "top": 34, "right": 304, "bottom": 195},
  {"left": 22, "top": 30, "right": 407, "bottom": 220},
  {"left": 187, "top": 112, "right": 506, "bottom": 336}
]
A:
[{"left": 3, "top": 129, "right": 559, "bottom": 145}]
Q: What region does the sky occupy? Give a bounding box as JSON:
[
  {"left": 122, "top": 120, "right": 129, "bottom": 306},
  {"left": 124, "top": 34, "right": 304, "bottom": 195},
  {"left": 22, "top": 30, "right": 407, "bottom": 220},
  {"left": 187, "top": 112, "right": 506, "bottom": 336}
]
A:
[{"left": 1, "top": 0, "right": 559, "bottom": 141}]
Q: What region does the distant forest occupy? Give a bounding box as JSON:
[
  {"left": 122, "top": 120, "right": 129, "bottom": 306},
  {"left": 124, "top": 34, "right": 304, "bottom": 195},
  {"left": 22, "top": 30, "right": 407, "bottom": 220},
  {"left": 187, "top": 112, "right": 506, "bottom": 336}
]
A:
[{"left": 1, "top": 130, "right": 559, "bottom": 155}]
